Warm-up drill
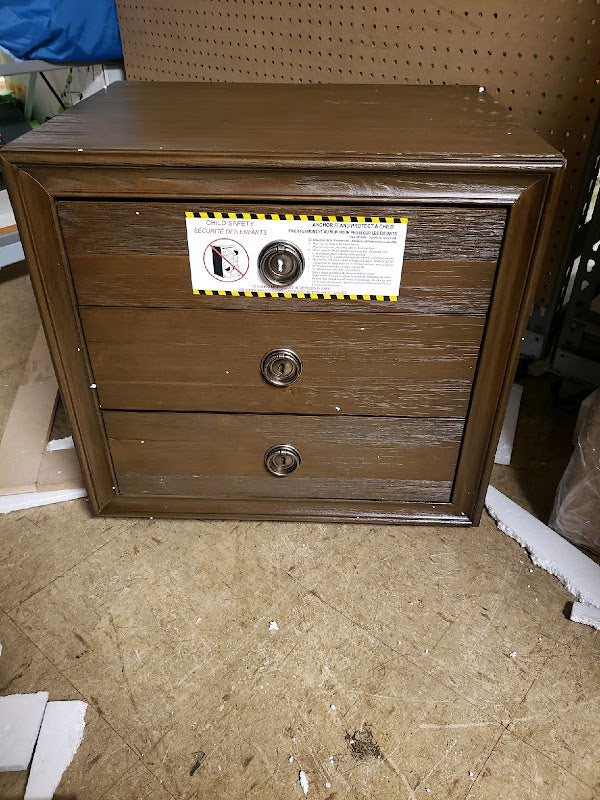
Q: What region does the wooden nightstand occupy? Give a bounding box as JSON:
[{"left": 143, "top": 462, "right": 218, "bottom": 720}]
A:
[{"left": 1, "top": 82, "right": 564, "bottom": 524}]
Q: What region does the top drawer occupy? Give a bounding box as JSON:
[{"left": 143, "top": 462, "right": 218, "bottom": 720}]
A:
[{"left": 58, "top": 202, "right": 506, "bottom": 314}]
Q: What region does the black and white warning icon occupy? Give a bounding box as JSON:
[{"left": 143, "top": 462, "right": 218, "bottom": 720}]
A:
[{"left": 203, "top": 238, "right": 250, "bottom": 282}]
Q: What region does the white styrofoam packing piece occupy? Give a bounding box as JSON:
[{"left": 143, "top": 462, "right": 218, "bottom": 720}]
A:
[
  {"left": 485, "top": 486, "right": 600, "bottom": 612},
  {"left": 24, "top": 700, "right": 87, "bottom": 800},
  {"left": 570, "top": 602, "right": 600, "bottom": 631},
  {"left": 0, "top": 691, "right": 48, "bottom": 771},
  {"left": 299, "top": 769, "right": 309, "bottom": 796},
  {"left": 0, "top": 488, "right": 86, "bottom": 515},
  {"left": 46, "top": 436, "right": 74, "bottom": 452},
  {"left": 494, "top": 383, "right": 524, "bottom": 465}
]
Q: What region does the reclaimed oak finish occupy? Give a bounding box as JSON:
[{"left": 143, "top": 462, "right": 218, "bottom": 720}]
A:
[
  {"left": 58, "top": 201, "right": 506, "bottom": 262},
  {"left": 1, "top": 82, "right": 565, "bottom": 524},
  {"left": 69, "top": 257, "right": 498, "bottom": 316},
  {"left": 81, "top": 308, "right": 484, "bottom": 417},
  {"left": 7, "top": 83, "right": 560, "bottom": 168},
  {"left": 105, "top": 412, "right": 463, "bottom": 502},
  {"left": 61, "top": 200, "right": 503, "bottom": 315}
]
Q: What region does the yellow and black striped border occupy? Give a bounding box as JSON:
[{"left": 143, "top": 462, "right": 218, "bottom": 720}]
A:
[
  {"left": 187, "top": 211, "right": 406, "bottom": 301},
  {"left": 192, "top": 289, "right": 398, "bottom": 301},
  {"left": 186, "top": 211, "right": 408, "bottom": 224}
]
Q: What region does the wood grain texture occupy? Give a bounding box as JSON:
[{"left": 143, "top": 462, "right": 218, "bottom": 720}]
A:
[
  {"left": 99, "top": 493, "right": 468, "bottom": 524},
  {"left": 0, "top": 162, "right": 116, "bottom": 513},
  {"left": 26, "top": 166, "right": 538, "bottom": 205},
  {"left": 105, "top": 411, "right": 463, "bottom": 502},
  {"left": 58, "top": 201, "right": 506, "bottom": 263},
  {"left": 71, "top": 256, "right": 497, "bottom": 315},
  {"left": 1, "top": 83, "right": 564, "bottom": 524},
  {"left": 81, "top": 307, "right": 483, "bottom": 416},
  {"left": 3, "top": 83, "right": 561, "bottom": 171},
  {"left": 112, "top": 3, "right": 592, "bottom": 315},
  {"left": 452, "top": 177, "right": 550, "bottom": 522}
]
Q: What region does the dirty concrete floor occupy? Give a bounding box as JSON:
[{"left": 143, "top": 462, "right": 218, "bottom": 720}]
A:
[{"left": 1, "top": 268, "right": 599, "bottom": 800}]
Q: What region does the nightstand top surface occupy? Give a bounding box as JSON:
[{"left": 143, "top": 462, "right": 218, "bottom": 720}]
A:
[{"left": 3, "top": 81, "right": 562, "bottom": 170}]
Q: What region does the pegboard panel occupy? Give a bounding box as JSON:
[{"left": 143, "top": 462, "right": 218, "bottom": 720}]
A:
[{"left": 115, "top": 1, "right": 600, "bottom": 312}]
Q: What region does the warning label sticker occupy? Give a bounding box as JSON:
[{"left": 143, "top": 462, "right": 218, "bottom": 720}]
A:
[{"left": 185, "top": 212, "right": 408, "bottom": 301}]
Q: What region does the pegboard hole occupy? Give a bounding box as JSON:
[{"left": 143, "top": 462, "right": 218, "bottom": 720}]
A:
[{"left": 118, "top": 0, "right": 599, "bottom": 318}]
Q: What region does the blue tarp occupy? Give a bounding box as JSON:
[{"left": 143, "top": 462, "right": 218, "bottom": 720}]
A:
[{"left": 0, "top": 0, "right": 123, "bottom": 63}]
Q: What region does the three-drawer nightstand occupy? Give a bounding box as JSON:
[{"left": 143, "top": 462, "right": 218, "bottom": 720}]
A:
[{"left": 1, "top": 82, "right": 564, "bottom": 524}]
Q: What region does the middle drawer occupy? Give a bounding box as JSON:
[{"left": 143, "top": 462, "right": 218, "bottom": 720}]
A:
[{"left": 81, "top": 307, "right": 484, "bottom": 417}]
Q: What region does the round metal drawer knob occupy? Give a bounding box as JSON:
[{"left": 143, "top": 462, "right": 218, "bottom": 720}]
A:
[
  {"left": 264, "top": 444, "right": 301, "bottom": 476},
  {"left": 258, "top": 241, "right": 304, "bottom": 287},
  {"left": 260, "top": 348, "right": 302, "bottom": 386}
]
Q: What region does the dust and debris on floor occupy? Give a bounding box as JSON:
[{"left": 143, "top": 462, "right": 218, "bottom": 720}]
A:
[
  {"left": 1, "top": 273, "right": 599, "bottom": 799},
  {"left": 345, "top": 723, "right": 383, "bottom": 761},
  {"left": 189, "top": 752, "right": 205, "bottom": 776}
]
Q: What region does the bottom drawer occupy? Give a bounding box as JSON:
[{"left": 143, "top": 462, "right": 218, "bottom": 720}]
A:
[{"left": 104, "top": 412, "right": 464, "bottom": 503}]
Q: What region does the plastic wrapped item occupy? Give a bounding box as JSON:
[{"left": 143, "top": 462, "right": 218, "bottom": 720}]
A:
[{"left": 550, "top": 388, "right": 600, "bottom": 555}]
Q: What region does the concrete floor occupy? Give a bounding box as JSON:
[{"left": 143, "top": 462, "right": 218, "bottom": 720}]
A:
[{"left": 1, "top": 268, "right": 599, "bottom": 800}]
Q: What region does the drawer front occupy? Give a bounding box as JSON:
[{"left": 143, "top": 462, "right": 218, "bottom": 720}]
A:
[
  {"left": 105, "top": 412, "right": 464, "bottom": 502},
  {"left": 59, "top": 201, "right": 504, "bottom": 314},
  {"left": 82, "top": 307, "right": 484, "bottom": 417}
]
